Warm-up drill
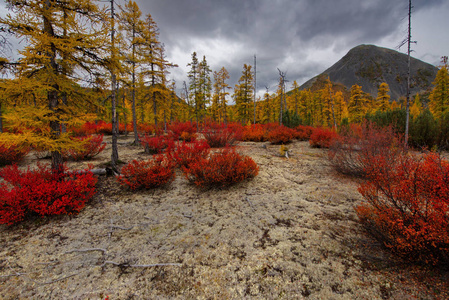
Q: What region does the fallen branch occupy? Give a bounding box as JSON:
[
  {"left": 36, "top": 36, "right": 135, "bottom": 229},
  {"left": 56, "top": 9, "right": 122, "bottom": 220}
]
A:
[
  {"left": 65, "top": 248, "right": 107, "bottom": 255},
  {"left": 245, "top": 196, "right": 255, "bottom": 211},
  {"left": 110, "top": 225, "right": 134, "bottom": 230},
  {"left": 101, "top": 261, "right": 181, "bottom": 268}
]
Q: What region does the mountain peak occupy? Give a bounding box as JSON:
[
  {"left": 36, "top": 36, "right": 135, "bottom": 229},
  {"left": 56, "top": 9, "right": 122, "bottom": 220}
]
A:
[{"left": 300, "top": 44, "right": 438, "bottom": 99}]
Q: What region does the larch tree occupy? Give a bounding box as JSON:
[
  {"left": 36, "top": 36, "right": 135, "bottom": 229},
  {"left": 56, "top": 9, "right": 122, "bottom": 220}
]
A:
[
  {"left": 348, "top": 84, "right": 368, "bottom": 123},
  {"left": 0, "top": 0, "right": 107, "bottom": 173},
  {"left": 212, "top": 67, "right": 230, "bottom": 123},
  {"left": 198, "top": 55, "right": 212, "bottom": 119},
  {"left": 291, "top": 80, "right": 300, "bottom": 116},
  {"left": 410, "top": 93, "right": 422, "bottom": 118},
  {"left": 139, "top": 13, "right": 166, "bottom": 127},
  {"left": 376, "top": 82, "right": 391, "bottom": 112},
  {"left": 187, "top": 52, "right": 200, "bottom": 126},
  {"left": 119, "top": 0, "right": 145, "bottom": 143},
  {"left": 234, "top": 64, "right": 254, "bottom": 124},
  {"left": 429, "top": 66, "right": 449, "bottom": 119}
]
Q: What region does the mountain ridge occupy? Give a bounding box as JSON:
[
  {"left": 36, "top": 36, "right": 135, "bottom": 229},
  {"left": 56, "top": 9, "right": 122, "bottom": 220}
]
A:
[{"left": 298, "top": 44, "right": 439, "bottom": 100}]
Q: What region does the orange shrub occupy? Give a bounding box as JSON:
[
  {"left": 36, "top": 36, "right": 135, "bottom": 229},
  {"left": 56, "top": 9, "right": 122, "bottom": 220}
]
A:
[
  {"left": 117, "top": 155, "right": 175, "bottom": 190},
  {"left": 356, "top": 152, "right": 449, "bottom": 265},
  {"left": 267, "top": 125, "right": 295, "bottom": 144},
  {"left": 309, "top": 127, "right": 339, "bottom": 148},
  {"left": 0, "top": 142, "right": 29, "bottom": 166},
  {"left": 182, "top": 148, "right": 259, "bottom": 187},
  {"left": 137, "top": 123, "right": 155, "bottom": 134},
  {"left": 241, "top": 124, "right": 268, "bottom": 142}
]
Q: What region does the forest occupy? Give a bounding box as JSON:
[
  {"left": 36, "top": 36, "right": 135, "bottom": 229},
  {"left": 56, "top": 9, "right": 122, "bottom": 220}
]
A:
[{"left": 1, "top": 0, "right": 449, "bottom": 298}]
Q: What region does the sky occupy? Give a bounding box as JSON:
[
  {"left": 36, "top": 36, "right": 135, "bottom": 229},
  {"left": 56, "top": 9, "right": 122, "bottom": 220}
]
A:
[
  {"left": 134, "top": 0, "right": 449, "bottom": 96},
  {"left": 1, "top": 0, "right": 448, "bottom": 97}
]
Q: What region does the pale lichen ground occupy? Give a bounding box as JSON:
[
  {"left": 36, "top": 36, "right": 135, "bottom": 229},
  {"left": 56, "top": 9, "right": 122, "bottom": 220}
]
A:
[{"left": 1, "top": 136, "right": 447, "bottom": 299}]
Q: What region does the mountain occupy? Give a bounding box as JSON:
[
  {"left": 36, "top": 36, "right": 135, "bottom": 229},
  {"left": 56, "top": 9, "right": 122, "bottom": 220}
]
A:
[{"left": 299, "top": 44, "right": 439, "bottom": 100}]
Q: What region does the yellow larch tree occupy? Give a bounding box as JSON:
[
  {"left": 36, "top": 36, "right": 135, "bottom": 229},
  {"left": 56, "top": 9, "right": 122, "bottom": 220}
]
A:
[
  {"left": 348, "top": 84, "right": 368, "bottom": 123},
  {"left": 429, "top": 66, "right": 449, "bottom": 119},
  {"left": 0, "top": 0, "right": 107, "bottom": 172},
  {"left": 376, "top": 82, "right": 391, "bottom": 112}
]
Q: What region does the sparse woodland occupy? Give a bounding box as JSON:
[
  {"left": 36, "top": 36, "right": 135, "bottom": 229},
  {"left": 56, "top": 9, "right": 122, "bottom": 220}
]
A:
[{"left": 1, "top": 0, "right": 449, "bottom": 298}]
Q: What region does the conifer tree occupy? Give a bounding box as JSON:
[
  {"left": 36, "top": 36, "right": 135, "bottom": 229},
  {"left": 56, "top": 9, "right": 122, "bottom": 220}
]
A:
[
  {"left": 376, "top": 82, "right": 391, "bottom": 112},
  {"left": 410, "top": 93, "right": 422, "bottom": 118},
  {"left": 348, "top": 84, "right": 368, "bottom": 123},
  {"left": 212, "top": 67, "right": 230, "bottom": 123},
  {"left": 234, "top": 64, "right": 254, "bottom": 124},
  {"left": 0, "top": 0, "right": 107, "bottom": 172},
  {"left": 119, "top": 0, "right": 145, "bottom": 143},
  {"left": 429, "top": 66, "right": 449, "bottom": 119}
]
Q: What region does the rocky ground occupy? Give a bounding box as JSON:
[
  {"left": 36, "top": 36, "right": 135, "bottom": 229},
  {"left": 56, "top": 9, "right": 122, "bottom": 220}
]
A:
[{"left": 1, "top": 135, "right": 448, "bottom": 299}]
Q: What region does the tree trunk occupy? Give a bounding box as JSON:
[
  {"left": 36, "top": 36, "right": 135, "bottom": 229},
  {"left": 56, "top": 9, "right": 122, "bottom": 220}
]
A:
[
  {"left": 110, "top": 0, "right": 119, "bottom": 170},
  {"left": 0, "top": 102, "right": 3, "bottom": 133},
  {"left": 44, "top": 0, "right": 63, "bottom": 174},
  {"left": 131, "top": 26, "right": 139, "bottom": 143}
]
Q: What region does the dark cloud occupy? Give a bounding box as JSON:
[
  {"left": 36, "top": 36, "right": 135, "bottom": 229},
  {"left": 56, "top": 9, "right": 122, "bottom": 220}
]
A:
[
  {"left": 132, "top": 0, "right": 446, "bottom": 96},
  {"left": 3, "top": 0, "right": 445, "bottom": 94}
]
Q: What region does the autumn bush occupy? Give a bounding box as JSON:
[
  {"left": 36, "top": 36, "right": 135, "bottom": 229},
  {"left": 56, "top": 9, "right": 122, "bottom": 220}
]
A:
[
  {"left": 328, "top": 123, "right": 403, "bottom": 177},
  {"left": 70, "top": 121, "right": 99, "bottom": 136},
  {"left": 96, "top": 121, "right": 113, "bottom": 135},
  {"left": 0, "top": 142, "right": 29, "bottom": 166},
  {"left": 168, "top": 121, "right": 197, "bottom": 142},
  {"left": 137, "top": 123, "right": 155, "bottom": 135},
  {"left": 293, "top": 125, "right": 314, "bottom": 141},
  {"left": 202, "top": 122, "right": 240, "bottom": 147},
  {"left": 63, "top": 134, "right": 106, "bottom": 161},
  {"left": 117, "top": 155, "right": 175, "bottom": 190},
  {"left": 356, "top": 152, "right": 449, "bottom": 265},
  {"left": 309, "top": 127, "right": 339, "bottom": 148},
  {"left": 0, "top": 164, "right": 97, "bottom": 225},
  {"left": 171, "top": 140, "right": 210, "bottom": 169},
  {"left": 182, "top": 148, "right": 259, "bottom": 187},
  {"left": 140, "top": 134, "right": 175, "bottom": 154},
  {"left": 241, "top": 124, "right": 268, "bottom": 142},
  {"left": 267, "top": 125, "right": 296, "bottom": 144}
]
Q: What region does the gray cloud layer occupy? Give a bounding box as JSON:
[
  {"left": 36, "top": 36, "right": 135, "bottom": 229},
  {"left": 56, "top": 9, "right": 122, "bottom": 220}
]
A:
[
  {"left": 133, "top": 0, "right": 447, "bottom": 95},
  {"left": 2, "top": 0, "right": 446, "bottom": 95}
]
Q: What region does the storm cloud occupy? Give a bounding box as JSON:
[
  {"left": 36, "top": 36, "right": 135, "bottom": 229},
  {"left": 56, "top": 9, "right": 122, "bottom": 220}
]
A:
[
  {"left": 133, "top": 0, "right": 448, "bottom": 96},
  {"left": 1, "top": 0, "right": 447, "bottom": 95}
]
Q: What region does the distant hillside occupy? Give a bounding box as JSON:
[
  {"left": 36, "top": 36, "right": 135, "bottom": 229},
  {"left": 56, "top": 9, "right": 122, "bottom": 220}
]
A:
[{"left": 298, "top": 44, "right": 439, "bottom": 100}]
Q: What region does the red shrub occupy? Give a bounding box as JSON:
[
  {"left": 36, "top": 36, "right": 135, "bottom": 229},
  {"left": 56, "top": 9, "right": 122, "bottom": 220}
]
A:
[
  {"left": 140, "top": 134, "right": 175, "bottom": 154},
  {"left": 203, "top": 122, "right": 240, "bottom": 147},
  {"left": 96, "top": 121, "right": 113, "bottom": 135},
  {"left": 70, "top": 121, "right": 99, "bottom": 136},
  {"left": 328, "top": 123, "right": 403, "bottom": 177},
  {"left": 309, "top": 127, "right": 339, "bottom": 148},
  {"left": 241, "top": 124, "right": 268, "bottom": 142},
  {"left": 117, "top": 155, "right": 175, "bottom": 190},
  {"left": 0, "top": 164, "right": 97, "bottom": 225},
  {"left": 0, "top": 142, "right": 29, "bottom": 166},
  {"left": 182, "top": 148, "right": 259, "bottom": 187},
  {"left": 137, "top": 123, "right": 155, "bottom": 135},
  {"left": 356, "top": 152, "right": 449, "bottom": 265},
  {"left": 267, "top": 125, "right": 295, "bottom": 144},
  {"left": 63, "top": 134, "right": 106, "bottom": 161},
  {"left": 293, "top": 125, "right": 314, "bottom": 141},
  {"left": 171, "top": 140, "right": 210, "bottom": 169},
  {"left": 168, "top": 121, "right": 197, "bottom": 142}
]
